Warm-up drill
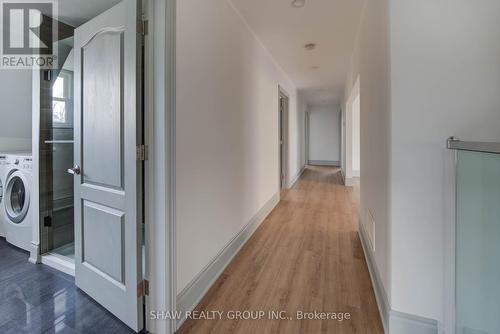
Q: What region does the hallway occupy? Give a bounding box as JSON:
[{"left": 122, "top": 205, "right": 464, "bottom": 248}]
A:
[{"left": 178, "top": 166, "right": 383, "bottom": 334}]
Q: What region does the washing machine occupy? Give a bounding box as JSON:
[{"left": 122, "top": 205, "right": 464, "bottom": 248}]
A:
[
  {"left": 3, "top": 152, "right": 33, "bottom": 251},
  {"left": 0, "top": 154, "right": 8, "bottom": 238}
]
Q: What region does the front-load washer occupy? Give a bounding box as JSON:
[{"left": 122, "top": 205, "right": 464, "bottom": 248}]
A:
[
  {"left": 0, "top": 154, "right": 8, "bottom": 238},
  {"left": 3, "top": 152, "right": 33, "bottom": 251}
]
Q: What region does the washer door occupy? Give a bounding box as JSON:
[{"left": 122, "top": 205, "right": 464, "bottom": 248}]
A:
[{"left": 5, "top": 171, "right": 30, "bottom": 224}]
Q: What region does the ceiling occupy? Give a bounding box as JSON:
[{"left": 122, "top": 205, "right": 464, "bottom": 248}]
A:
[
  {"left": 230, "top": 0, "right": 366, "bottom": 106},
  {"left": 55, "top": 0, "right": 364, "bottom": 106},
  {"left": 56, "top": 0, "right": 121, "bottom": 27}
]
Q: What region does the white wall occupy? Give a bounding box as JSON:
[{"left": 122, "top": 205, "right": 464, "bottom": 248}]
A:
[
  {"left": 389, "top": 0, "right": 500, "bottom": 324},
  {"left": 307, "top": 104, "right": 341, "bottom": 164},
  {"left": 344, "top": 0, "right": 391, "bottom": 311},
  {"left": 0, "top": 70, "right": 33, "bottom": 151},
  {"left": 176, "top": 0, "right": 302, "bottom": 295}
]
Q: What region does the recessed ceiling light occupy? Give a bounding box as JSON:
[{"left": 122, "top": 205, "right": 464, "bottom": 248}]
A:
[
  {"left": 304, "top": 43, "right": 316, "bottom": 51},
  {"left": 291, "top": 0, "right": 306, "bottom": 8}
]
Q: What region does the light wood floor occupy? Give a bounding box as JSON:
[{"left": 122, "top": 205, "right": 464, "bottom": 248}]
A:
[{"left": 177, "top": 166, "right": 384, "bottom": 334}]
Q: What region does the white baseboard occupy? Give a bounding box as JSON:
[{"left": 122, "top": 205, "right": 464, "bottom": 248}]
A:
[
  {"left": 29, "top": 241, "right": 40, "bottom": 264},
  {"left": 176, "top": 192, "right": 280, "bottom": 330},
  {"left": 358, "top": 223, "right": 390, "bottom": 332},
  {"left": 288, "top": 166, "right": 305, "bottom": 188},
  {"left": 358, "top": 223, "right": 439, "bottom": 334},
  {"left": 390, "top": 311, "right": 439, "bottom": 334},
  {"left": 345, "top": 177, "right": 356, "bottom": 186},
  {"left": 352, "top": 170, "right": 360, "bottom": 177},
  {"left": 308, "top": 160, "right": 340, "bottom": 166}
]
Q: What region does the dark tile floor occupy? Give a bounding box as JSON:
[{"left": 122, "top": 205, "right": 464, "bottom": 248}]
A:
[{"left": 0, "top": 238, "right": 136, "bottom": 334}]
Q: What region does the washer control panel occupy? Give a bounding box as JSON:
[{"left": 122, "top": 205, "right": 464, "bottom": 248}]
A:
[
  {"left": 3, "top": 155, "right": 32, "bottom": 170},
  {"left": 19, "top": 158, "right": 32, "bottom": 170}
]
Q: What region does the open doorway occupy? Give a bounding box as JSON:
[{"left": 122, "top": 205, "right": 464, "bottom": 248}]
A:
[
  {"left": 0, "top": 0, "right": 174, "bottom": 333},
  {"left": 279, "top": 88, "right": 289, "bottom": 190},
  {"left": 39, "top": 33, "right": 76, "bottom": 266},
  {"left": 306, "top": 104, "right": 342, "bottom": 167},
  {"left": 31, "top": 0, "right": 147, "bottom": 331}
]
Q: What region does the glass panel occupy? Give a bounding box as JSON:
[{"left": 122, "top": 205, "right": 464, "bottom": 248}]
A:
[
  {"left": 52, "top": 100, "right": 67, "bottom": 124},
  {"left": 38, "top": 40, "right": 75, "bottom": 262},
  {"left": 53, "top": 76, "right": 65, "bottom": 98},
  {"left": 456, "top": 150, "right": 500, "bottom": 334},
  {"left": 51, "top": 141, "right": 75, "bottom": 258}
]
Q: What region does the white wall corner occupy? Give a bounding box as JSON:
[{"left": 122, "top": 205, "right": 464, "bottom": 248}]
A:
[{"left": 288, "top": 165, "right": 305, "bottom": 189}]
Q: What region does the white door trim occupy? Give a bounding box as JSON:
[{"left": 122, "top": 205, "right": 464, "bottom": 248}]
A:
[
  {"left": 145, "top": 0, "right": 176, "bottom": 333},
  {"left": 31, "top": 69, "right": 41, "bottom": 264},
  {"left": 443, "top": 149, "right": 457, "bottom": 334},
  {"left": 345, "top": 75, "right": 360, "bottom": 183},
  {"left": 278, "top": 86, "right": 290, "bottom": 189},
  {"left": 305, "top": 111, "right": 309, "bottom": 164}
]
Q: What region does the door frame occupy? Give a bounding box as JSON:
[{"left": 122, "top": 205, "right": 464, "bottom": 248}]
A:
[
  {"left": 305, "top": 111, "right": 310, "bottom": 164},
  {"left": 278, "top": 86, "right": 289, "bottom": 190},
  {"left": 144, "top": 0, "right": 176, "bottom": 333},
  {"left": 31, "top": 1, "right": 176, "bottom": 333},
  {"left": 443, "top": 149, "right": 457, "bottom": 334},
  {"left": 344, "top": 75, "right": 360, "bottom": 186}
]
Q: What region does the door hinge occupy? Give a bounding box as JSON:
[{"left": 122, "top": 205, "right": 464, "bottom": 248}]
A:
[
  {"left": 138, "top": 279, "right": 150, "bottom": 297},
  {"left": 137, "top": 145, "right": 149, "bottom": 161},
  {"left": 137, "top": 20, "right": 148, "bottom": 35}
]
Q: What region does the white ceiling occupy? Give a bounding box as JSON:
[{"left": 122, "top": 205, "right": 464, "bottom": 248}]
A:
[
  {"left": 57, "top": 0, "right": 122, "bottom": 27},
  {"left": 230, "top": 0, "right": 366, "bottom": 106},
  {"left": 56, "top": 0, "right": 364, "bottom": 105}
]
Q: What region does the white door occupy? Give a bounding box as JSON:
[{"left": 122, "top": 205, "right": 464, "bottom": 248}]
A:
[{"left": 71, "top": 0, "right": 143, "bottom": 331}]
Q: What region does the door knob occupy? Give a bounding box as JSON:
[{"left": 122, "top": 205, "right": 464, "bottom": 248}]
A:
[{"left": 68, "top": 165, "right": 81, "bottom": 175}]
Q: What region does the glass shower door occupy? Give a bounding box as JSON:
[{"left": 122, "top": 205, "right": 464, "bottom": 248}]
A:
[
  {"left": 39, "top": 38, "right": 75, "bottom": 262},
  {"left": 455, "top": 149, "right": 500, "bottom": 334},
  {"left": 49, "top": 68, "right": 75, "bottom": 260}
]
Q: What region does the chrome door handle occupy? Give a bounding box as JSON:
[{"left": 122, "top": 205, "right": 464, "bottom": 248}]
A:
[{"left": 68, "top": 165, "right": 81, "bottom": 175}]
